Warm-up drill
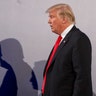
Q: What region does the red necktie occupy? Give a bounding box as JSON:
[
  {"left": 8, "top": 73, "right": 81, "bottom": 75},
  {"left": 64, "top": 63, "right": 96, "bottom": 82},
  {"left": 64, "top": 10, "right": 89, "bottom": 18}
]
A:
[{"left": 42, "top": 35, "right": 62, "bottom": 94}]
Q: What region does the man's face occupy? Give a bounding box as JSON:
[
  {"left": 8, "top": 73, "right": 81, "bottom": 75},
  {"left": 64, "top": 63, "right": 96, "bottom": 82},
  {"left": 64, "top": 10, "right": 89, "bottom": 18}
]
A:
[{"left": 48, "top": 10, "right": 63, "bottom": 35}]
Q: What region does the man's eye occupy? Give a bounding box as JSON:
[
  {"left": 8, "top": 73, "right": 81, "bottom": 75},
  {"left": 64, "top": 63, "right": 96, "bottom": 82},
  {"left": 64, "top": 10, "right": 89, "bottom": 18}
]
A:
[{"left": 50, "top": 16, "right": 54, "bottom": 18}]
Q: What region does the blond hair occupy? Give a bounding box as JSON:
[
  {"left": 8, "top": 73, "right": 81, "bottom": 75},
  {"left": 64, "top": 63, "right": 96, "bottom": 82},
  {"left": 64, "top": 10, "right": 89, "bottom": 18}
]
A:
[{"left": 46, "top": 3, "right": 75, "bottom": 23}]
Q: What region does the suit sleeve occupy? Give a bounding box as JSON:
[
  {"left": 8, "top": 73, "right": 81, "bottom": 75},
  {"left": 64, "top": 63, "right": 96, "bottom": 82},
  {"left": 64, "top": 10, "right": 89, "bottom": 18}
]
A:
[{"left": 72, "top": 34, "right": 92, "bottom": 96}]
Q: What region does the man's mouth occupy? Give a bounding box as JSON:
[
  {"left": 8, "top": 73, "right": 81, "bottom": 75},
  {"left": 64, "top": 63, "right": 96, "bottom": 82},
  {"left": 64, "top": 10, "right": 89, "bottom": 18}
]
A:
[{"left": 50, "top": 25, "right": 53, "bottom": 28}]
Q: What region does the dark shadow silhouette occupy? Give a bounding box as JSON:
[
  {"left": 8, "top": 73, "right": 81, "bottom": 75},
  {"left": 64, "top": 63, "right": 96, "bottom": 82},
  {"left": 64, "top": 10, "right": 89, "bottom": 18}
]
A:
[
  {"left": 33, "top": 60, "right": 46, "bottom": 96},
  {"left": 0, "top": 38, "right": 38, "bottom": 96},
  {"left": 0, "top": 45, "right": 18, "bottom": 96}
]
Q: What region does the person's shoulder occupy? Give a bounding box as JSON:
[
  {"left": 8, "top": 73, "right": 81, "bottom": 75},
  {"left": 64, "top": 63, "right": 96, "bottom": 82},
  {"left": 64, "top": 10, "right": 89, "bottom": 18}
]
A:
[
  {"left": 72, "top": 26, "right": 90, "bottom": 40},
  {"left": 70, "top": 26, "right": 91, "bottom": 46},
  {"left": 1, "top": 59, "right": 12, "bottom": 70}
]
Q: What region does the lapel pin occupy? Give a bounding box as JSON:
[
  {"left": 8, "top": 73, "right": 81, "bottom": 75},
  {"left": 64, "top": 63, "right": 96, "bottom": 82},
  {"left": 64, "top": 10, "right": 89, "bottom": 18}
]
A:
[{"left": 63, "top": 40, "right": 66, "bottom": 43}]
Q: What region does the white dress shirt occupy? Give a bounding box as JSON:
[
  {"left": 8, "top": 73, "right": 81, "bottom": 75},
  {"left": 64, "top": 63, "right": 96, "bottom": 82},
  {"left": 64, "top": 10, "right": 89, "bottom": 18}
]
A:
[
  {"left": 0, "top": 66, "right": 8, "bottom": 86},
  {"left": 61, "top": 24, "right": 74, "bottom": 40}
]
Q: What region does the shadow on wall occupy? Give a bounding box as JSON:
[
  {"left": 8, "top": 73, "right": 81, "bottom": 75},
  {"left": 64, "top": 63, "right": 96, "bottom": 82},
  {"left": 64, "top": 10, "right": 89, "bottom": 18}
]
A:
[
  {"left": 0, "top": 38, "right": 38, "bottom": 96},
  {"left": 93, "top": 92, "right": 96, "bottom": 96},
  {"left": 33, "top": 60, "right": 46, "bottom": 96}
]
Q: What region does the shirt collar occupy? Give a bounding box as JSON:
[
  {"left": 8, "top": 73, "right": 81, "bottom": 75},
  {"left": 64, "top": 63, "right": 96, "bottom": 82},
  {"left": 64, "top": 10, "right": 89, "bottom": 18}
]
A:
[{"left": 61, "top": 24, "right": 74, "bottom": 39}]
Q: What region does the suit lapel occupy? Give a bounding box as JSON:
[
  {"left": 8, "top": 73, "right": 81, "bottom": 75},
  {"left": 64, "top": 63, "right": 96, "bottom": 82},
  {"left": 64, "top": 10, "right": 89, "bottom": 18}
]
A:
[
  {"left": 47, "top": 26, "right": 76, "bottom": 70},
  {"left": 43, "top": 38, "right": 68, "bottom": 75},
  {"left": 43, "top": 26, "right": 77, "bottom": 74},
  {"left": 51, "top": 37, "right": 69, "bottom": 65}
]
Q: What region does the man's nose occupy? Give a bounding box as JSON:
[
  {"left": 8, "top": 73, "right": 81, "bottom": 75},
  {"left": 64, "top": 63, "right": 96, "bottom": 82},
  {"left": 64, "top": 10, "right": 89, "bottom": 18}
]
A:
[{"left": 48, "top": 18, "right": 51, "bottom": 24}]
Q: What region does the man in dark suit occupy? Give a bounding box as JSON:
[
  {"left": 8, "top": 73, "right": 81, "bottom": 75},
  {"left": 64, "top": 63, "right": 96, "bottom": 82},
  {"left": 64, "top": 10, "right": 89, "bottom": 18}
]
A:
[
  {"left": 0, "top": 45, "right": 18, "bottom": 96},
  {"left": 42, "top": 3, "right": 92, "bottom": 96}
]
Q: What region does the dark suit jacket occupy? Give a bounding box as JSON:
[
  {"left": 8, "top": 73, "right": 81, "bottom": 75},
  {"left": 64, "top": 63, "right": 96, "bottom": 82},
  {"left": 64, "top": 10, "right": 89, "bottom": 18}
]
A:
[
  {"left": 43, "top": 26, "right": 92, "bottom": 96},
  {"left": 0, "top": 58, "right": 18, "bottom": 96}
]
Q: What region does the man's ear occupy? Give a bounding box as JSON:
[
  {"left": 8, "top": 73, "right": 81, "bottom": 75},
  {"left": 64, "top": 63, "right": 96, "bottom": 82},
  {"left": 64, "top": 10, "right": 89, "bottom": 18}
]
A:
[{"left": 62, "top": 17, "right": 68, "bottom": 24}]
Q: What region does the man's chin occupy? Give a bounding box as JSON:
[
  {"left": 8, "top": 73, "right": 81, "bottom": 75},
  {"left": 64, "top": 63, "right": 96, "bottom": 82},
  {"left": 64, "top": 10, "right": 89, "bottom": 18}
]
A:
[
  {"left": 51, "top": 28, "right": 55, "bottom": 32},
  {"left": 51, "top": 30, "right": 55, "bottom": 33},
  {"left": 51, "top": 30, "right": 58, "bottom": 35}
]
